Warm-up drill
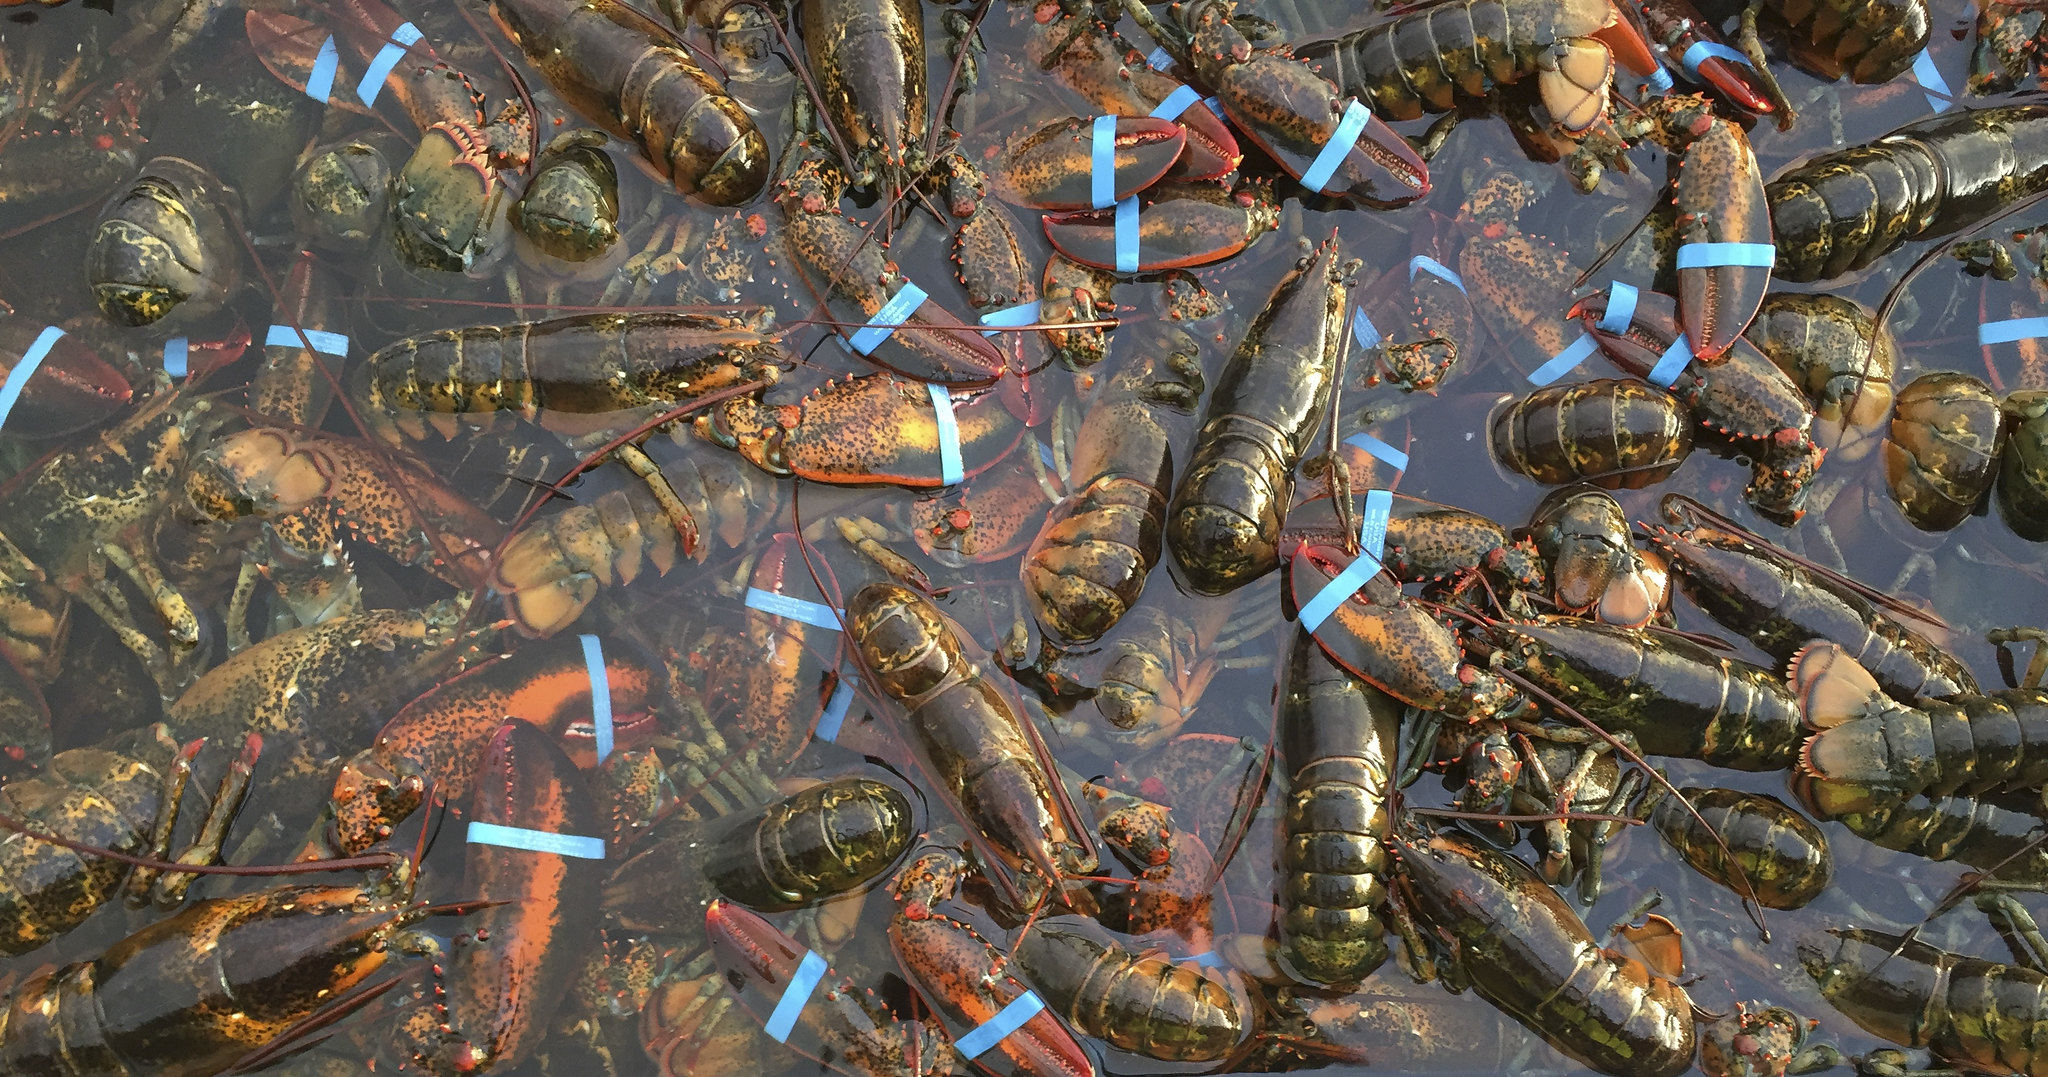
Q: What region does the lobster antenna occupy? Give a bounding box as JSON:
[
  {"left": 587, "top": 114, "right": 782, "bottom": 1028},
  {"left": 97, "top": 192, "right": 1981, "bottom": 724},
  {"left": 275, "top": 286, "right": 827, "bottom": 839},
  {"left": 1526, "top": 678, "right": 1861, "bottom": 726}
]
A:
[{"left": 1492, "top": 663, "right": 1772, "bottom": 942}]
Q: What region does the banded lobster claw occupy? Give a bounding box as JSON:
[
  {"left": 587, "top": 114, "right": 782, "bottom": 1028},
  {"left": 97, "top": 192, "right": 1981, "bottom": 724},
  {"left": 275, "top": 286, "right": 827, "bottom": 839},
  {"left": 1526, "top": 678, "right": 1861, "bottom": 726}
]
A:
[
  {"left": 887, "top": 842, "right": 1096, "bottom": 1077},
  {"left": 705, "top": 901, "right": 943, "bottom": 1077},
  {"left": 1177, "top": 0, "right": 1427, "bottom": 207},
  {"left": 706, "top": 374, "right": 1024, "bottom": 488},
  {"left": 1283, "top": 542, "right": 1516, "bottom": 721},
  {"left": 988, "top": 115, "right": 1186, "bottom": 212},
  {"left": 1042, "top": 178, "right": 1279, "bottom": 272},
  {"left": 1571, "top": 287, "right": 1823, "bottom": 524},
  {"left": 0, "top": 323, "right": 131, "bottom": 439},
  {"left": 1020, "top": 12, "right": 1240, "bottom": 182},
  {"left": 1651, "top": 95, "right": 1772, "bottom": 360},
  {"left": 1628, "top": 0, "right": 1776, "bottom": 117}
]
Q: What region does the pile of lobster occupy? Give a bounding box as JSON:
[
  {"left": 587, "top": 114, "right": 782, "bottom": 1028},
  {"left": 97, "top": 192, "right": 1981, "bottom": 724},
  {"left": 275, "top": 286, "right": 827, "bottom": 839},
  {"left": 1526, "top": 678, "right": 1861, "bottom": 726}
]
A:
[{"left": 8, "top": 0, "right": 2048, "bottom": 1074}]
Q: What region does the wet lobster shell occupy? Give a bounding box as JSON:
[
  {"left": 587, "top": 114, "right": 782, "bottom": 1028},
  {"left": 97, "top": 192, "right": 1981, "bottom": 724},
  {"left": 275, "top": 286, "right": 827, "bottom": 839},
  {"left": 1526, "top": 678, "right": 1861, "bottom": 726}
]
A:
[
  {"left": 0, "top": 324, "right": 132, "bottom": 439},
  {"left": 1490, "top": 379, "right": 1694, "bottom": 489},
  {"left": 1884, "top": 372, "right": 2005, "bottom": 532},
  {"left": 1997, "top": 390, "right": 2048, "bottom": 541},
  {"left": 988, "top": 115, "right": 1186, "bottom": 212}
]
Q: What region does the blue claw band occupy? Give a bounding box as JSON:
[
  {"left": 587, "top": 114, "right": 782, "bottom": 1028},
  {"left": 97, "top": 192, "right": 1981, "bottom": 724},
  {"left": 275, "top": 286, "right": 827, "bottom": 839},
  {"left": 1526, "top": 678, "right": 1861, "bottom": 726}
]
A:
[
  {"left": 765, "top": 950, "right": 829, "bottom": 1043},
  {"left": 1914, "top": 49, "right": 1953, "bottom": 112},
  {"left": 1598, "top": 282, "right": 1639, "bottom": 333},
  {"left": 979, "top": 300, "right": 1042, "bottom": 337},
  {"left": 357, "top": 21, "right": 423, "bottom": 107},
  {"left": 1343, "top": 431, "right": 1409, "bottom": 472},
  {"left": 306, "top": 36, "right": 340, "bottom": 102},
  {"left": 929, "top": 383, "right": 964, "bottom": 486},
  {"left": 1091, "top": 114, "right": 1119, "bottom": 210},
  {"left": 164, "top": 337, "right": 188, "bottom": 378},
  {"left": 1114, "top": 196, "right": 1141, "bottom": 273},
  {"left": 465, "top": 821, "right": 606, "bottom": 859},
  {"left": 1644, "top": 66, "right": 1674, "bottom": 93},
  {"left": 1360, "top": 488, "right": 1392, "bottom": 560},
  {"left": 1298, "top": 98, "right": 1370, "bottom": 194},
  {"left": 1407, "top": 255, "right": 1466, "bottom": 293},
  {"left": 1351, "top": 308, "right": 1382, "bottom": 350},
  {"left": 1675, "top": 242, "right": 1776, "bottom": 269},
  {"left": 579, "top": 633, "right": 613, "bottom": 763},
  {"left": 1189, "top": 950, "right": 1225, "bottom": 968},
  {"left": 1202, "top": 96, "right": 1226, "bottom": 121},
  {"left": 745, "top": 588, "right": 844, "bottom": 630},
  {"left": 1979, "top": 317, "right": 2048, "bottom": 345},
  {"left": 1680, "top": 40, "right": 1754, "bottom": 80},
  {"left": 1147, "top": 45, "right": 1173, "bottom": 70},
  {"left": 1150, "top": 85, "right": 1202, "bottom": 122},
  {"left": 265, "top": 324, "right": 350, "bottom": 355},
  {"left": 1646, "top": 334, "right": 1694, "bottom": 388},
  {"left": 1298, "top": 549, "right": 1383, "bottom": 633},
  {"left": 0, "top": 326, "right": 62, "bottom": 434},
  {"left": 848, "top": 281, "right": 927, "bottom": 355},
  {"left": 815, "top": 674, "right": 857, "bottom": 743},
  {"left": 1038, "top": 440, "right": 1057, "bottom": 469},
  {"left": 1528, "top": 333, "right": 1598, "bottom": 385},
  {"left": 955, "top": 991, "right": 1046, "bottom": 1058}
]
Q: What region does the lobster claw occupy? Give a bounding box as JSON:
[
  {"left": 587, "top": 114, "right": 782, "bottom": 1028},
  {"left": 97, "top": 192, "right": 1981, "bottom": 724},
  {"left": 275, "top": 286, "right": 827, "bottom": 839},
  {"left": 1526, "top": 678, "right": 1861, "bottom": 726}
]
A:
[
  {"left": 719, "top": 374, "right": 1024, "bottom": 488},
  {"left": 1041, "top": 178, "right": 1280, "bottom": 271},
  {"left": 0, "top": 640, "right": 50, "bottom": 779},
  {"left": 705, "top": 901, "right": 919, "bottom": 1077},
  {"left": 889, "top": 901, "right": 1093, "bottom": 1077},
  {"left": 1670, "top": 109, "right": 1771, "bottom": 359},
  {"left": 1210, "top": 56, "right": 1428, "bottom": 207},
  {"left": 989, "top": 115, "right": 1186, "bottom": 212},
  {"left": 0, "top": 324, "right": 131, "bottom": 439}
]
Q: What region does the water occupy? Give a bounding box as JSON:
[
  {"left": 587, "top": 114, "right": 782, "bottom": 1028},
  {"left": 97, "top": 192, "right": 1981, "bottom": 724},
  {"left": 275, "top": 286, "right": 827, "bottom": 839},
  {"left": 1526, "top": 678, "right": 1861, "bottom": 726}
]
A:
[{"left": 0, "top": 0, "right": 2043, "bottom": 1075}]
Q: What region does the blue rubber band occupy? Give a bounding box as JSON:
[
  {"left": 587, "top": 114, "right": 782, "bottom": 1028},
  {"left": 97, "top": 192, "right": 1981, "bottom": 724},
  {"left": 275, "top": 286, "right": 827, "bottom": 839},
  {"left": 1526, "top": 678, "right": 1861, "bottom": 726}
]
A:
[
  {"left": 1298, "top": 98, "right": 1370, "bottom": 194},
  {"left": 264, "top": 324, "right": 350, "bottom": 355},
  {"left": 1644, "top": 66, "right": 1674, "bottom": 93},
  {"left": 1359, "top": 488, "right": 1392, "bottom": 560},
  {"left": 163, "top": 337, "right": 188, "bottom": 378},
  {"left": 0, "top": 326, "right": 63, "bottom": 434},
  {"left": 356, "top": 21, "right": 422, "bottom": 108},
  {"left": 1343, "top": 431, "right": 1408, "bottom": 472},
  {"left": 1037, "top": 440, "right": 1057, "bottom": 469},
  {"left": 1147, "top": 45, "right": 1173, "bottom": 71},
  {"left": 979, "top": 300, "right": 1042, "bottom": 337},
  {"left": 1914, "top": 49, "right": 1952, "bottom": 112},
  {"left": 1298, "top": 549, "right": 1382, "bottom": 633},
  {"left": 1407, "top": 255, "right": 1466, "bottom": 293},
  {"left": 1646, "top": 334, "right": 1694, "bottom": 388},
  {"left": 815, "top": 674, "right": 857, "bottom": 743},
  {"left": 764, "top": 950, "right": 828, "bottom": 1043},
  {"left": 1188, "top": 950, "right": 1224, "bottom": 968},
  {"left": 929, "top": 383, "right": 964, "bottom": 486},
  {"left": 578, "top": 633, "right": 613, "bottom": 764},
  {"left": 1528, "top": 333, "right": 1597, "bottom": 385},
  {"left": 745, "top": 587, "right": 844, "bottom": 630},
  {"left": 955, "top": 991, "right": 1046, "bottom": 1058},
  {"left": 1979, "top": 317, "right": 2048, "bottom": 345},
  {"left": 1202, "top": 96, "right": 1226, "bottom": 121},
  {"left": 1114, "top": 196, "right": 1140, "bottom": 273},
  {"left": 1090, "top": 114, "right": 1119, "bottom": 210},
  {"left": 1680, "top": 40, "right": 1753, "bottom": 81},
  {"left": 848, "top": 281, "right": 927, "bottom": 355},
  {"left": 1674, "top": 242, "right": 1776, "bottom": 269},
  {"left": 1598, "top": 282, "right": 1638, "bottom": 333},
  {"left": 1351, "top": 308, "right": 1382, "bottom": 350},
  {"left": 464, "top": 821, "right": 606, "bottom": 859},
  {"left": 1149, "top": 84, "right": 1202, "bottom": 122},
  {"left": 305, "top": 36, "right": 339, "bottom": 102}
]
